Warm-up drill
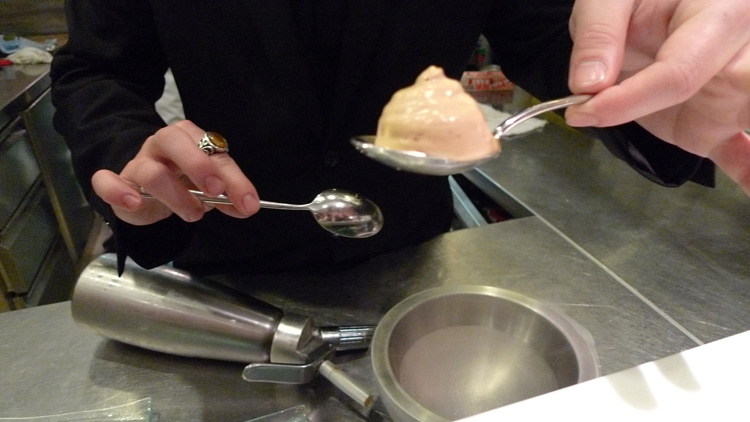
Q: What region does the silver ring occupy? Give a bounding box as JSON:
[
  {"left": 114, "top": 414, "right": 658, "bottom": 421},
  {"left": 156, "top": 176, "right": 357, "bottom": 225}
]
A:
[{"left": 198, "top": 132, "right": 229, "bottom": 155}]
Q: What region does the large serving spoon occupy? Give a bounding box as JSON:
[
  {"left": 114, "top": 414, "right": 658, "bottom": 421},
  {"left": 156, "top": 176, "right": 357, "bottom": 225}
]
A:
[
  {"left": 140, "top": 188, "right": 383, "bottom": 238},
  {"left": 351, "top": 94, "right": 592, "bottom": 176}
]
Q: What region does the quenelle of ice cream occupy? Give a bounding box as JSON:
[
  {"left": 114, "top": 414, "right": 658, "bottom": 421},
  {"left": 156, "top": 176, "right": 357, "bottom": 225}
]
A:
[{"left": 375, "top": 66, "right": 500, "bottom": 161}]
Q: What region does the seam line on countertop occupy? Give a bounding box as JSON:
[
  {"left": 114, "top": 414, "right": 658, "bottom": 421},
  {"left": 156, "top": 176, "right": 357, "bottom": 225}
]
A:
[{"left": 473, "top": 169, "right": 704, "bottom": 346}]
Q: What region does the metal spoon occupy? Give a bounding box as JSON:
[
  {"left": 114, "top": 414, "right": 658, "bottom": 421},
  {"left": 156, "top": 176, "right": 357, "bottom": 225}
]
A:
[
  {"left": 140, "top": 188, "right": 384, "bottom": 238},
  {"left": 351, "top": 94, "right": 592, "bottom": 176}
]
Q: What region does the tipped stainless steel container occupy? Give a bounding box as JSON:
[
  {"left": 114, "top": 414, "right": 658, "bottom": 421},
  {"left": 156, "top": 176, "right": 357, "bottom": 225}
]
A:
[{"left": 371, "top": 285, "right": 599, "bottom": 422}]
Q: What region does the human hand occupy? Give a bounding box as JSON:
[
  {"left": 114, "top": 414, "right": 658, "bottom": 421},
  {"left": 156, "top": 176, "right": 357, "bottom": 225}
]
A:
[
  {"left": 565, "top": 0, "right": 750, "bottom": 196},
  {"left": 91, "top": 120, "right": 260, "bottom": 226}
]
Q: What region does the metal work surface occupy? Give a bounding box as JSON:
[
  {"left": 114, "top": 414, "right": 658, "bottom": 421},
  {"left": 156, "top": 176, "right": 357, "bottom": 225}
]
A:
[
  {"left": 1, "top": 217, "right": 701, "bottom": 421},
  {"left": 0, "top": 64, "right": 51, "bottom": 130},
  {"left": 473, "top": 120, "right": 750, "bottom": 344}
]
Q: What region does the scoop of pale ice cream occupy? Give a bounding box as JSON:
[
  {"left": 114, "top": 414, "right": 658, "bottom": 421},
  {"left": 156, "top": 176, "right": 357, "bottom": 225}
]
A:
[{"left": 375, "top": 66, "right": 499, "bottom": 161}]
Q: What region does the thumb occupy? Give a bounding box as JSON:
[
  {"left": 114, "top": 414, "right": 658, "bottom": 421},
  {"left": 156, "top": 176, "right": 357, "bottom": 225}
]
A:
[
  {"left": 91, "top": 169, "right": 142, "bottom": 211},
  {"left": 568, "top": 0, "right": 633, "bottom": 93}
]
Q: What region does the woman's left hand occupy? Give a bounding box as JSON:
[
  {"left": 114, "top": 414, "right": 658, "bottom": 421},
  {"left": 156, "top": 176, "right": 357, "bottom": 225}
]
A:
[{"left": 565, "top": 0, "right": 750, "bottom": 196}]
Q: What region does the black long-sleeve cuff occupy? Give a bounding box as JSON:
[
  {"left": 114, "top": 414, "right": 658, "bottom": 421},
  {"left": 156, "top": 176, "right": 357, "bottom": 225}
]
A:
[
  {"left": 112, "top": 214, "right": 195, "bottom": 275},
  {"left": 586, "top": 121, "right": 715, "bottom": 188}
]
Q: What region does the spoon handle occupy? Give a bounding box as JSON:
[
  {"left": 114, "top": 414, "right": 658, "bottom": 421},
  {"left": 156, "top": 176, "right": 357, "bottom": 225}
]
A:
[
  {"left": 140, "top": 189, "right": 308, "bottom": 211},
  {"left": 494, "top": 94, "right": 592, "bottom": 138}
]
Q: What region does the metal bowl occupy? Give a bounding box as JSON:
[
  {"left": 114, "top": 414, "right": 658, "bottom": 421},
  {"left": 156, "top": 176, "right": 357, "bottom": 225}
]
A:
[{"left": 371, "top": 285, "right": 599, "bottom": 422}]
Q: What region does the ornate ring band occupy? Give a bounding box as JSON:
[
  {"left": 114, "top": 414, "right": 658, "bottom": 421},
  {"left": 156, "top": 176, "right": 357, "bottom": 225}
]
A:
[{"left": 198, "top": 132, "right": 229, "bottom": 155}]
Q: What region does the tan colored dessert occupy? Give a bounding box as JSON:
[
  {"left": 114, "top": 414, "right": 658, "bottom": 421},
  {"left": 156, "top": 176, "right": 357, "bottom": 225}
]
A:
[{"left": 375, "top": 66, "right": 500, "bottom": 161}]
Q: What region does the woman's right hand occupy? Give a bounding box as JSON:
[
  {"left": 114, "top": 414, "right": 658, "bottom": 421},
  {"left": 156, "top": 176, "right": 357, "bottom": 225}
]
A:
[
  {"left": 566, "top": 0, "right": 750, "bottom": 196},
  {"left": 91, "top": 120, "right": 260, "bottom": 226}
]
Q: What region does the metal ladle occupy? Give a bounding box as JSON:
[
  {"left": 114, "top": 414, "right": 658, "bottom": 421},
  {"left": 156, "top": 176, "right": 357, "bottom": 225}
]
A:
[
  {"left": 351, "top": 94, "right": 592, "bottom": 176},
  {"left": 140, "top": 188, "right": 383, "bottom": 238}
]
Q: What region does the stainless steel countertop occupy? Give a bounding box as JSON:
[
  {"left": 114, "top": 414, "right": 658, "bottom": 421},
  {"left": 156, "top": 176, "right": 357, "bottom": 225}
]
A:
[
  {"left": 0, "top": 64, "right": 51, "bottom": 130},
  {"left": 473, "top": 117, "right": 750, "bottom": 344},
  {"left": 0, "top": 216, "right": 722, "bottom": 421},
  {"left": 1, "top": 87, "right": 748, "bottom": 421}
]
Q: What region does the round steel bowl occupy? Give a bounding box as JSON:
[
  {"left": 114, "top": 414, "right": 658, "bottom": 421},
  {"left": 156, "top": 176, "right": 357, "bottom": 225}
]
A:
[{"left": 371, "top": 285, "right": 599, "bottom": 422}]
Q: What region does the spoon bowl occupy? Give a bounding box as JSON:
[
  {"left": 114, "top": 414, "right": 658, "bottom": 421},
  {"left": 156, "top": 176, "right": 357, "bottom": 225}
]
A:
[
  {"left": 305, "top": 189, "right": 384, "bottom": 239},
  {"left": 351, "top": 136, "right": 499, "bottom": 176},
  {"left": 352, "top": 94, "right": 591, "bottom": 176},
  {"left": 141, "top": 188, "right": 384, "bottom": 238}
]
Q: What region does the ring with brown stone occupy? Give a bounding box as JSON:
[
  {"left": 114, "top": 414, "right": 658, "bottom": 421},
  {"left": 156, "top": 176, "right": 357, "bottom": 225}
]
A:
[{"left": 198, "top": 132, "right": 229, "bottom": 155}]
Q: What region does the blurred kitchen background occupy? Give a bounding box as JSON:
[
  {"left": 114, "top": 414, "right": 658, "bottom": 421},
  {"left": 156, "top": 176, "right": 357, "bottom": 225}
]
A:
[
  {"left": 1, "top": 0, "right": 90, "bottom": 311},
  {"left": 0, "top": 0, "right": 67, "bottom": 37}
]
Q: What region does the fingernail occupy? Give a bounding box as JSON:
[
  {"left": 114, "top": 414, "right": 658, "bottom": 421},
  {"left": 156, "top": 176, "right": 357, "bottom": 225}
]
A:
[
  {"left": 243, "top": 194, "right": 259, "bottom": 214},
  {"left": 183, "top": 210, "right": 203, "bottom": 223},
  {"left": 566, "top": 113, "right": 599, "bottom": 127},
  {"left": 204, "top": 176, "right": 223, "bottom": 196},
  {"left": 573, "top": 60, "right": 607, "bottom": 89}
]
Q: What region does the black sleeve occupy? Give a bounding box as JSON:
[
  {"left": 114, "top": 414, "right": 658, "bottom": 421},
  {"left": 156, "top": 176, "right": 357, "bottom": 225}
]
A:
[
  {"left": 483, "top": 0, "right": 715, "bottom": 188},
  {"left": 50, "top": 0, "right": 194, "bottom": 271}
]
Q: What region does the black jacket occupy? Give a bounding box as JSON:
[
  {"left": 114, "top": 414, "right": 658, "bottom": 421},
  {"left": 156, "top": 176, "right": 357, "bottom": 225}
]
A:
[{"left": 51, "top": 0, "right": 713, "bottom": 275}]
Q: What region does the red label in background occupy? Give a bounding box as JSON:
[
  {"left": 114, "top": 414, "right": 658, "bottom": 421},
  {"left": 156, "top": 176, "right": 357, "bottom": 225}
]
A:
[{"left": 460, "top": 71, "right": 515, "bottom": 92}]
